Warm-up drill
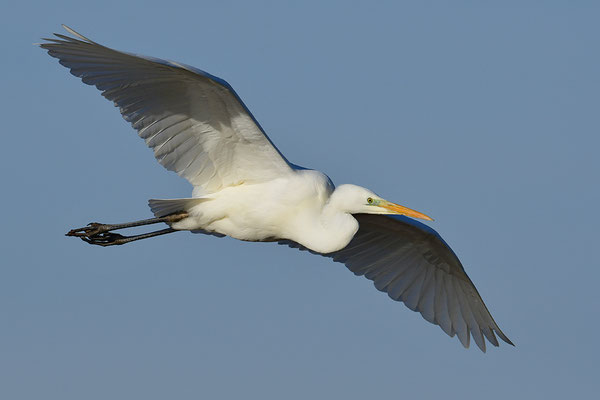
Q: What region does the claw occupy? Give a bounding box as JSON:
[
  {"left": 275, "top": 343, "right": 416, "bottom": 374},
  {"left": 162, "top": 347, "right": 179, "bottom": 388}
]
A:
[
  {"left": 81, "top": 232, "right": 129, "bottom": 246},
  {"left": 66, "top": 222, "right": 126, "bottom": 246},
  {"left": 66, "top": 222, "right": 111, "bottom": 237}
]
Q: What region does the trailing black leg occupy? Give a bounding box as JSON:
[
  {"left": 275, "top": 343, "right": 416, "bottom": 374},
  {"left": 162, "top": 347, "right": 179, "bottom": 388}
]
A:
[
  {"left": 66, "top": 211, "right": 188, "bottom": 246},
  {"left": 80, "top": 228, "right": 177, "bottom": 247}
]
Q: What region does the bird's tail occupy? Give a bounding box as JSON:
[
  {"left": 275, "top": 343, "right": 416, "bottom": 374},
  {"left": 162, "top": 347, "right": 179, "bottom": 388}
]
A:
[{"left": 148, "top": 198, "right": 208, "bottom": 218}]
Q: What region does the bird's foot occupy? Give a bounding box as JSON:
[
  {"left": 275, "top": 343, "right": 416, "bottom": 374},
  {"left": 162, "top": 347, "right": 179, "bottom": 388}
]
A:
[
  {"left": 66, "top": 222, "right": 113, "bottom": 238},
  {"left": 80, "top": 231, "right": 131, "bottom": 246},
  {"left": 66, "top": 223, "right": 130, "bottom": 246}
]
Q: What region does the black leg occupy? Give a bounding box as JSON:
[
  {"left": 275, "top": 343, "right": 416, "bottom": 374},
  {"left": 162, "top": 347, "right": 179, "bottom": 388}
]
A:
[
  {"left": 66, "top": 212, "right": 188, "bottom": 246},
  {"left": 80, "top": 228, "right": 178, "bottom": 247}
]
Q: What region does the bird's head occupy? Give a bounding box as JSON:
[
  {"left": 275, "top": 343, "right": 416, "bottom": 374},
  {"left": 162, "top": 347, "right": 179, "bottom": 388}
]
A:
[{"left": 331, "top": 184, "right": 433, "bottom": 221}]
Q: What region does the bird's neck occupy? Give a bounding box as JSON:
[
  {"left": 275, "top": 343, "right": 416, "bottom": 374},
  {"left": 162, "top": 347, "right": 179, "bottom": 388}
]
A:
[
  {"left": 293, "top": 196, "right": 359, "bottom": 254},
  {"left": 322, "top": 205, "right": 359, "bottom": 249}
]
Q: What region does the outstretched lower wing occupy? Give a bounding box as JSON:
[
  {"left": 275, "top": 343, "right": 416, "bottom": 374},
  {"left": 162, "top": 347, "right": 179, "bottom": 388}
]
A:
[
  {"left": 283, "top": 214, "right": 512, "bottom": 352},
  {"left": 41, "top": 26, "right": 294, "bottom": 193}
]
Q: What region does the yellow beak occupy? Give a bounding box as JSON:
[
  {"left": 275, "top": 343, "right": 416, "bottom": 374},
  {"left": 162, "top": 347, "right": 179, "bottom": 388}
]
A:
[{"left": 380, "top": 201, "right": 434, "bottom": 221}]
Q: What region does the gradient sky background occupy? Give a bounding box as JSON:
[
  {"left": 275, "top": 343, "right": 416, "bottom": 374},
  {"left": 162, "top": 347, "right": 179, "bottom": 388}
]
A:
[{"left": 2, "top": 1, "right": 599, "bottom": 399}]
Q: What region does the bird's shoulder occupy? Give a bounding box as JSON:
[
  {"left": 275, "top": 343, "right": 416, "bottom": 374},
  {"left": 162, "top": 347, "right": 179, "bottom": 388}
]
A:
[{"left": 292, "top": 168, "right": 335, "bottom": 195}]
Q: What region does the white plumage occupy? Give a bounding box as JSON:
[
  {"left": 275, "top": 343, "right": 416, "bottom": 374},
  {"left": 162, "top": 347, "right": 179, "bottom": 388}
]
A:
[{"left": 41, "top": 25, "right": 512, "bottom": 352}]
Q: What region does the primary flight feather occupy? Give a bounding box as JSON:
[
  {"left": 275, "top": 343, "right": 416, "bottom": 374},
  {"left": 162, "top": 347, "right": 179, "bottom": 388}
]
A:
[{"left": 40, "top": 25, "right": 513, "bottom": 352}]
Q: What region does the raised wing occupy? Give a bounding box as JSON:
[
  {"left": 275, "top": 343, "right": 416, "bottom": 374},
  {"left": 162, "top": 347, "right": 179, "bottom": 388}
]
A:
[
  {"left": 40, "top": 26, "right": 293, "bottom": 193},
  {"left": 284, "top": 214, "right": 513, "bottom": 352}
]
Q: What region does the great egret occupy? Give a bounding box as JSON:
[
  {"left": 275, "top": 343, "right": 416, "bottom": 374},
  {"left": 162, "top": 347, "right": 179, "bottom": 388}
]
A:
[{"left": 41, "top": 26, "right": 512, "bottom": 352}]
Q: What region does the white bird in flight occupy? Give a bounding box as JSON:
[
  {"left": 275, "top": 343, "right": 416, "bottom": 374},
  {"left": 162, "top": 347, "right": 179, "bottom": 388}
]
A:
[{"left": 41, "top": 25, "right": 512, "bottom": 352}]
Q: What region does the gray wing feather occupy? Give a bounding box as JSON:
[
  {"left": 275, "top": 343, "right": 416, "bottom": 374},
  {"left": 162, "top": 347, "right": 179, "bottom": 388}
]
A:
[
  {"left": 40, "top": 26, "right": 293, "bottom": 193},
  {"left": 281, "top": 214, "right": 512, "bottom": 352}
]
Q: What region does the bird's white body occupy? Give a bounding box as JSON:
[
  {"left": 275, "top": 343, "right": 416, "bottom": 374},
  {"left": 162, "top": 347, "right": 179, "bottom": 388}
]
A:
[
  {"left": 174, "top": 169, "right": 360, "bottom": 254},
  {"left": 42, "top": 26, "right": 513, "bottom": 352}
]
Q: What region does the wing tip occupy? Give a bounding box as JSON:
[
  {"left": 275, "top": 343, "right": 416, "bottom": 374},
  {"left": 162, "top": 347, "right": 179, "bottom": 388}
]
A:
[
  {"left": 61, "top": 24, "right": 95, "bottom": 43},
  {"left": 39, "top": 25, "right": 95, "bottom": 49},
  {"left": 496, "top": 329, "right": 515, "bottom": 347}
]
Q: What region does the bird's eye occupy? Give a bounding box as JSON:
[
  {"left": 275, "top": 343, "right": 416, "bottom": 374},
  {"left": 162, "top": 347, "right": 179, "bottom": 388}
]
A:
[{"left": 367, "top": 197, "right": 374, "bottom": 204}]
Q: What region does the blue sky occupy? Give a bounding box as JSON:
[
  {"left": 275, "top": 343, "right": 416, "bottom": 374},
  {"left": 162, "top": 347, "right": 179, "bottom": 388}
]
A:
[{"left": 2, "top": 1, "right": 599, "bottom": 399}]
